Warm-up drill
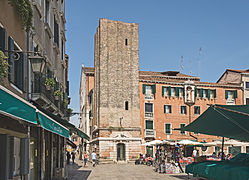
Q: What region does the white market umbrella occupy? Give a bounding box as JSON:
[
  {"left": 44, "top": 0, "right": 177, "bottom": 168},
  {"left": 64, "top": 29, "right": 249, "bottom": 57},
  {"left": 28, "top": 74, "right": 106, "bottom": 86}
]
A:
[
  {"left": 146, "top": 140, "right": 163, "bottom": 146},
  {"left": 177, "top": 140, "right": 203, "bottom": 146}
]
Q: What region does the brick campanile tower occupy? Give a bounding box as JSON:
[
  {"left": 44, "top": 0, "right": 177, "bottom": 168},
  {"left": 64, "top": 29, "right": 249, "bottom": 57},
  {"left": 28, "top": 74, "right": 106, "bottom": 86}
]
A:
[{"left": 92, "top": 18, "right": 141, "bottom": 162}]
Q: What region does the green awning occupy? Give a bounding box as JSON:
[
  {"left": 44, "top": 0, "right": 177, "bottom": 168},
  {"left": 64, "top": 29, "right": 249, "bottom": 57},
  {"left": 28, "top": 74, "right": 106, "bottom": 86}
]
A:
[
  {"left": 37, "top": 111, "right": 69, "bottom": 138},
  {"left": 181, "top": 104, "right": 249, "bottom": 142},
  {"left": 0, "top": 85, "right": 37, "bottom": 124},
  {"left": 75, "top": 128, "right": 90, "bottom": 141}
]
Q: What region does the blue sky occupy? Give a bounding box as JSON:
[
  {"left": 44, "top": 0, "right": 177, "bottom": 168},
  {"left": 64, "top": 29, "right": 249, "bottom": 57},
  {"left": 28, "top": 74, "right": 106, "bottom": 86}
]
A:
[{"left": 65, "top": 0, "right": 249, "bottom": 126}]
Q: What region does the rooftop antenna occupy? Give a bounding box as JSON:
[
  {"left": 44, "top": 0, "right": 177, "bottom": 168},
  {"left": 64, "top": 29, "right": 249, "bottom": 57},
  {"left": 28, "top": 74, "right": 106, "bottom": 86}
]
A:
[
  {"left": 197, "top": 47, "right": 202, "bottom": 77},
  {"left": 180, "top": 56, "right": 183, "bottom": 73}
]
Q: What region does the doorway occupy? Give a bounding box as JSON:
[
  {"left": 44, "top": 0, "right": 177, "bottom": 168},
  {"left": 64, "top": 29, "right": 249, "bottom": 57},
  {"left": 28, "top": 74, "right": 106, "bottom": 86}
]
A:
[{"left": 117, "top": 143, "right": 125, "bottom": 161}]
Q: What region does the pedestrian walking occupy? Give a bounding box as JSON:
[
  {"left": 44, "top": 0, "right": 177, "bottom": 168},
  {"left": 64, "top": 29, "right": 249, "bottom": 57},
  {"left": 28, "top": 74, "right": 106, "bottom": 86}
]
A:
[
  {"left": 91, "top": 151, "right": 97, "bottom": 167},
  {"left": 67, "top": 151, "right": 71, "bottom": 164},
  {"left": 71, "top": 151, "right": 75, "bottom": 164},
  {"left": 84, "top": 152, "right": 88, "bottom": 167}
]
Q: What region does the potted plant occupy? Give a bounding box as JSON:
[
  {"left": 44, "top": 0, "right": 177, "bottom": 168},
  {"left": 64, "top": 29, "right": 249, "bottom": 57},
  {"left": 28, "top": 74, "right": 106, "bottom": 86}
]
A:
[
  {"left": 67, "top": 108, "right": 73, "bottom": 117},
  {"left": 0, "top": 50, "right": 8, "bottom": 84},
  {"left": 63, "top": 99, "right": 68, "bottom": 108},
  {"left": 54, "top": 90, "right": 62, "bottom": 100},
  {"left": 44, "top": 78, "right": 55, "bottom": 90}
]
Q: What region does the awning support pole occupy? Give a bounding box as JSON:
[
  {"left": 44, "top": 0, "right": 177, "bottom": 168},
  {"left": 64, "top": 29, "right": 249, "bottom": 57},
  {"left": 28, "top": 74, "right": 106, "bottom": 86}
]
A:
[{"left": 221, "top": 137, "right": 225, "bottom": 160}]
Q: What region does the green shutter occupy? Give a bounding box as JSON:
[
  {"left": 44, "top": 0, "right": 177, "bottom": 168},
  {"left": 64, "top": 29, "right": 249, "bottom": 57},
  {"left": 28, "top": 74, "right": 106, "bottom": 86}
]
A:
[
  {"left": 214, "top": 89, "right": 216, "bottom": 98},
  {"left": 152, "top": 84, "right": 156, "bottom": 94},
  {"left": 207, "top": 89, "right": 210, "bottom": 99},
  {"left": 200, "top": 88, "right": 203, "bottom": 98},
  {"left": 142, "top": 84, "right": 146, "bottom": 94},
  {"left": 195, "top": 89, "right": 197, "bottom": 97},
  {"left": 183, "top": 88, "right": 185, "bottom": 96},
  {"left": 16, "top": 53, "right": 24, "bottom": 90},
  {"left": 176, "top": 87, "right": 179, "bottom": 97},
  {"left": 225, "top": 90, "right": 228, "bottom": 99},
  {"left": 233, "top": 90, "right": 238, "bottom": 99},
  {"left": 168, "top": 86, "right": 171, "bottom": 96},
  {"left": 162, "top": 86, "right": 164, "bottom": 96}
]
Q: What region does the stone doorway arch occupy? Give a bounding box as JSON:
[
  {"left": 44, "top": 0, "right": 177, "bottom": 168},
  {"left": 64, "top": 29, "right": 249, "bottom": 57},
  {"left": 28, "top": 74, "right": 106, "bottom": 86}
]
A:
[{"left": 117, "top": 143, "right": 125, "bottom": 161}]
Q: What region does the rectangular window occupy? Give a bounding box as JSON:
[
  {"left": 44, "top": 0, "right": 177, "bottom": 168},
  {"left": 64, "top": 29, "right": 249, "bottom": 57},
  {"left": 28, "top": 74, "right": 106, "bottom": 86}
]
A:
[
  {"left": 125, "top": 101, "right": 128, "bottom": 110},
  {"left": 145, "top": 103, "right": 153, "bottom": 112},
  {"left": 145, "top": 120, "right": 153, "bottom": 129},
  {"left": 180, "top": 124, "right": 186, "bottom": 135},
  {"left": 61, "top": 39, "right": 64, "bottom": 60},
  {"left": 164, "top": 105, "right": 171, "bottom": 114},
  {"left": 228, "top": 91, "right": 233, "bottom": 99},
  {"left": 179, "top": 88, "right": 183, "bottom": 97},
  {"left": 45, "top": 0, "right": 50, "bottom": 25},
  {"left": 246, "top": 82, "right": 249, "bottom": 89},
  {"left": 163, "top": 87, "right": 168, "bottom": 96},
  {"left": 210, "top": 90, "right": 214, "bottom": 98},
  {"left": 203, "top": 89, "right": 207, "bottom": 98},
  {"left": 125, "top": 39, "right": 128, "bottom": 46},
  {"left": 145, "top": 85, "right": 152, "bottom": 95},
  {"left": 180, "top": 106, "right": 187, "bottom": 115},
  {"left": 246, "top": 98, "right": 249, "bottom": 105},
  {"left": 54, "top": 16, "right": 59, "bottom": 46},
  {"left": 196, "top": 89, "right": 200, "bottom": 98},
  {"left": 165, "top": 124, "right": 171, "bottom": 134},
  {"left": 171, "top": 87, "right": 175, "bottom": 97},
  {"left": 194, "top": 106, "right": 200, "bottom": 115}
]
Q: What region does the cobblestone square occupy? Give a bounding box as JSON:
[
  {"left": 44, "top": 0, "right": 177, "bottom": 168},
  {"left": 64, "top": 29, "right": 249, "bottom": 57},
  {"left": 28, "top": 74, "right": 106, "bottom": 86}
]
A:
[{"left": 68, "top": 159, "right": 195, "bottom": 180}]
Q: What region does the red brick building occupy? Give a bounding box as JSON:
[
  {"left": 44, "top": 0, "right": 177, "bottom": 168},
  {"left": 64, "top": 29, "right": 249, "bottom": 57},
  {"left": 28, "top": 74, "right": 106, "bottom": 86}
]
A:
[{"left": 81, "top": 68, "right": 243, "bottom": 157}]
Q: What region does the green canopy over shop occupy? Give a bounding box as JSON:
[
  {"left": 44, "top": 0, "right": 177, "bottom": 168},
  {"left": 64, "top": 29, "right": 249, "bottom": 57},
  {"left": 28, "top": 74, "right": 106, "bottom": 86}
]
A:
[
  {"left": 181, "top": 104, "right": 249, "bottom": 142},
  {"left": 0, "top": 85, "right": 37, "bottom": 124},
  {"left": 37, "top": 111, "right": 70, "bottom": 138}
]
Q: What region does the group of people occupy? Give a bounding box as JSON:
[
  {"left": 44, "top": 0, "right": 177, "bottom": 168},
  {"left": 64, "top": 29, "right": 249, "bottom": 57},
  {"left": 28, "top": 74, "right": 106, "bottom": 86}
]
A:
[
  {"left": 136, "top": 153, "right": 153, "bottom": 165},
  {"left": 66, "top": 150, "right": 97, "bottom": 167}
]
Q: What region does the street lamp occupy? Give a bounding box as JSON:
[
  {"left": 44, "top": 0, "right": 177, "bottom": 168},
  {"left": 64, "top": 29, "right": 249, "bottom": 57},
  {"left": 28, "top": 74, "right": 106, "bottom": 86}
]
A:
[{"left": 29, "top": 55, "right": 46, "bottom": 73}]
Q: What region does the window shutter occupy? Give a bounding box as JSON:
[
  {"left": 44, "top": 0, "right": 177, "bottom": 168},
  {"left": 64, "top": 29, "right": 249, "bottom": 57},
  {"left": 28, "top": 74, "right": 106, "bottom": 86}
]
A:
[
  {"left": 162, "top": 86, "right": 164, "bottom": 96},
  {"left": 146, "top": 121, "right": 153, "bottom": 129},
  {"left": 207, "top": 89, "right": 210, "bottom": 99},
  {"left": 0, "top": 27, "right": 6, "bottom": 51},
  {"left": 8, "top": 36, "right": 15, "bottom": 83},
  {"left": 225, "top": 90, "right": 228, "bottom": 99},
  {"left": 195, "top": 88, "right": 197, "bottom": 97},
  {"left": 20, "top": 138, "right": 30, "bottom": 175},
  {"left": 15, "top": 52, "right": 24, "bottom": 90},
  {"left": 176, "top": 87, "right": 179, "bottom": 97},
  {"left": 152, "top": 84, "right": 156, "bottom": 94},
  {"left": 164, "top": 105, "right": 166, "bottom": 113},
  {"left": 142, "top": 84, "right": 146, "bottom": 94},
  {"left": 233, "top": 90, "right": 238, "bottom": 99},
  {"left": 214, "top": 89, "right": 216, "bottom": 98},
  {"left": 200, "top": 88, "right": 203, "bottom": 98},
  {"left": 183, "top": 88, "right": 185, "bottom": 96},
  {"left": 9, "top": 136, "right": 14, "bottom": 179},
  {"left": 168, "top": 86, "right": 171, "bottom": 96}
]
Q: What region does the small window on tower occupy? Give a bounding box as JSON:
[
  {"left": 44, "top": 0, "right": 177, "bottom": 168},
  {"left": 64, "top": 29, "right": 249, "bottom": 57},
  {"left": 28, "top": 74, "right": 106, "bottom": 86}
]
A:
[
  {"left": 125, "top": 101, "right": 129, "bottom": 110},
  {"left": 125, "top": 39, "right": 128, "bottom": 46}
]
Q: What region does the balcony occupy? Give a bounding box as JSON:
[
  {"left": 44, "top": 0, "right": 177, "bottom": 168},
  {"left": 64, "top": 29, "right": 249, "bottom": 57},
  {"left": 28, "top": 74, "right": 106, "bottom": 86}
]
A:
[
  {"left": 144, "top": 129, "right": 155, "bottom": 138},
  {"left": 144, "top": 94, "right": 154, "bottom": 100},
  {"left": 226, "top": 98, "right": 235, "bottom": 105},
  {"left": 31, "top": 77, "right": 66, "bottom": 115},
  {"left": 145, "top": 112, "right": 153, "bottom": 118}
]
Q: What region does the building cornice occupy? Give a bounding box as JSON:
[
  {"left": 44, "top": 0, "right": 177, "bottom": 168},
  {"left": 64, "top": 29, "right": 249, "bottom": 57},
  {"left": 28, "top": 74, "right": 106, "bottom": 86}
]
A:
[{"left": 139, "top": 79, "right": 242, "bottom": 89}]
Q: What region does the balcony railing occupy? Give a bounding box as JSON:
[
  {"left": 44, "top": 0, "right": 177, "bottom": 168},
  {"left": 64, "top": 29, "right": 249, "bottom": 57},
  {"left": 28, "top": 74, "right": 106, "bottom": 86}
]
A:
[
  {"left": 144, "top": 94, "right": 154, "bottom": 100},
  {"left": 144, "top": 129, "right": 155, "bottom": 138},
  {"left": 145, "top": 112, "right": 153, "bottom": 118},
  {"left": 32, "top": 77, "right": 67, "bottom": 115}
]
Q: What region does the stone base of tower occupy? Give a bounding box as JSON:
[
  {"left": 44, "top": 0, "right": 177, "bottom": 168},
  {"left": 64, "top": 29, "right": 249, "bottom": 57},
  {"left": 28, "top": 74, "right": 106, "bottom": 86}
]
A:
[{"left": 91, "top": 130, "right": 142, "bottom": 163}]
